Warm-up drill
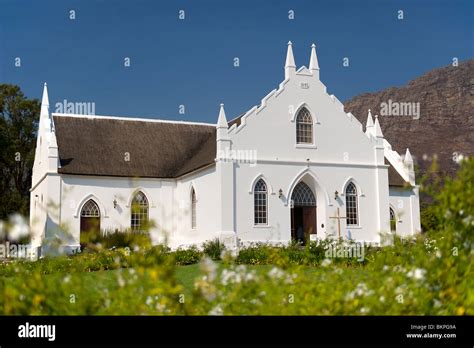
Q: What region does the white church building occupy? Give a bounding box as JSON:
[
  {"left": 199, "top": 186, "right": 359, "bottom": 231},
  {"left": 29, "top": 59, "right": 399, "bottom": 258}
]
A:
[{"left": 30, "top": 42, "right": 421, "bottom": 253}]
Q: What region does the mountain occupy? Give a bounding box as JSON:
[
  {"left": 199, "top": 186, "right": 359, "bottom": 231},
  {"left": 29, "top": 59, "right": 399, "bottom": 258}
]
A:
[{"left": 344, "top": 60, "right": 473, "bottom": 179}]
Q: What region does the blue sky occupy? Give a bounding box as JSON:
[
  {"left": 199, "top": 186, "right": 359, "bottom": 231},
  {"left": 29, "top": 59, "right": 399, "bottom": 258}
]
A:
[{"left": 1, "top": 0, "right": 472, "bottom": 122}]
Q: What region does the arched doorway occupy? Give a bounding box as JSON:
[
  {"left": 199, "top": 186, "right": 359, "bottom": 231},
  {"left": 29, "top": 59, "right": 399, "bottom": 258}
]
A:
[
  {"left": 290, "top": 181, "right": 316, "bottom": 245},
  {"left": 80, "top": 199, "right": 101, "bottom": 245}
]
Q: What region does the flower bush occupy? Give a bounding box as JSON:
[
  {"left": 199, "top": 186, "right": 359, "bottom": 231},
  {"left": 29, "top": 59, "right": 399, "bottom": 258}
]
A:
[{"left": 0, "top": 159, "right": 471, "bottom": 315}]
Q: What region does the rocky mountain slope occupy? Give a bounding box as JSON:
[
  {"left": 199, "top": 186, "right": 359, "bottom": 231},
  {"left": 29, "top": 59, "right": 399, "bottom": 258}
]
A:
[{"left": 344, "top": 60, "right": 473, "bottom": 179}]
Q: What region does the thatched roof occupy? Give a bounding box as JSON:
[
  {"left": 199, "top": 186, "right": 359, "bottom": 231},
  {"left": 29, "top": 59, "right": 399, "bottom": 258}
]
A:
[
  {"left": 53, "top": 115, "right": 216, "bottom": 178},
  {"left": 52, "top": 114, "right": 410, "bottom": 186}
]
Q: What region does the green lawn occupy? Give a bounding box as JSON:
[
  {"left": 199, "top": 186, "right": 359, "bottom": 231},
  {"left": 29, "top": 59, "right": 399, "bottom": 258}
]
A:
[
  {"left": 3, "top": 262, "right": 356, "bottom": 296},
  {"left": 6, "top": 263, "right": 280, "bottom": 295}
]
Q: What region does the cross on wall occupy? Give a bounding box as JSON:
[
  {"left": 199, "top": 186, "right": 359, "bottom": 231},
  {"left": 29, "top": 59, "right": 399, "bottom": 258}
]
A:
[{"left": 329, "top": 207, "right": 347, "bottom": 240}]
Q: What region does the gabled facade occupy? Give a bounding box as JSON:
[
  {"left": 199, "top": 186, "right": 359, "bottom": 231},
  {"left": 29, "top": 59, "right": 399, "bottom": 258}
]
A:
[{"left": 30, "top": 42, "right": 421, "bottom": 253}]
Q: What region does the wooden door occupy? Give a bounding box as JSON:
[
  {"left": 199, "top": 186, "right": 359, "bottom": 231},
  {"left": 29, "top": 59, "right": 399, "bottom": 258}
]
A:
[
  {"left": 303, "top": 206, "right": 316, "bottom": 244},
  {"left": 80, "top": 216, "right": 100, "bottom": 244}
]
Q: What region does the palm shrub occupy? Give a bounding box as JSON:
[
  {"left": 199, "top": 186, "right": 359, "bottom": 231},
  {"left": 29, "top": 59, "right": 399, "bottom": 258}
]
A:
[{"left": 202, "top": 239, "right": 226, "bottom": 260}]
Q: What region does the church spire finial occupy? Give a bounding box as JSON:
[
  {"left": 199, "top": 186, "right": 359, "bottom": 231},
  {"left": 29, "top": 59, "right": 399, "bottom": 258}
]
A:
[
  {"left": 285, "top": 41, "right": 296, "bottom": 79},
  {"left": 217, "top": 103, "right": 228, "bottom": 129},
  {"left": 374, "top": 115, "right": 384, "bottom": 138},
  {"left": 41, "top": 82, "right": 49, "bottom": 107},
  {"left": 40, "top": 82, "right": 51, "bottom": 133},
  {"left": 309, "top": 43, "right": 319, "bottom": 71},
  {"left": 404, "top": 148, "right": 413, "bottom": 163},
  {"left": 404, "top": 148, "right": 415, "bottom": 185},
  {"left": 366, "top": 109, "right": 374, "bottom": 129}
]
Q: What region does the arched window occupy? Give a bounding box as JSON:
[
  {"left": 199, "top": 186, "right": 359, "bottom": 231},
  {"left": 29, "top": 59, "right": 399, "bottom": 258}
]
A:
[
  {"left": 296, "top": 107, "right": 313, "bottom": 144},
  {"left": 131, "top": 191, "right": 149, "bottom": 232},
  {"left": 291, "top": 181, "right": 316, "bottom": 206},
  {"left": 345, "top": 182, "right": 358, "bottom": 226},
  {"left": 81, "top": 199, "right": 100, "bottom": 217},
  {"left": 254, "top": 179, "right": 268, "bottom": 225},
  {"left": 191, "top": 188, "right": 197, "bottom": 229},
  {"left": 390, "top": 207, "right": 396, "bottom": 232}
]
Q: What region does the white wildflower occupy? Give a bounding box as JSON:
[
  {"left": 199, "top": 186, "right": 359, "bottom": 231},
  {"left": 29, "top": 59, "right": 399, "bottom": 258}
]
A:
[
  {"left": 209, "top": 305, "right": 224, "bottom": 316},
  {"left": 268, "top": 267, "right": 285, "bottom": 279},
  {"left": 236, "top": 265, "right": 247, "bottom": 273},
  {"left": 200, "top": 257, "right": 217, "bottom": 282},
  {"left": 63, "top": 275, "right": 71, "bottom": 283},
  {"left": 244, "top": 270, "right": 257, "bottom": 282},
  {"left": 146, "top": 296, "right": 153, "bottom": 306},
  {"left": 117, "top": 274, "right": 125, "bottom": 287},
  {"left": 250, "top": 298, "right": 262, "bottom": 305},
  {"left": 407, "top": 268, "right": 426, "bottom": 281},
  {"left": 7, "top": 214, "right": 29, "bottom": 241},
  {"left": 345, "top": 282, "right": 373, "bottom": 300},
  {"left": 220, "top": 269, "right": 234, "bottom": 286},
  {"left": 155, "top": 303, "right": 167, "bottom": 312},
  {"left": 321, "top": 258, "right": 332, "bottom": 267}
]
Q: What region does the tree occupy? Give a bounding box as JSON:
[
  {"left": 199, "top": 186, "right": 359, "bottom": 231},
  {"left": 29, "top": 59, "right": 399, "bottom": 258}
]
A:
[{"left": 0, "top": 84, "right": 40, "bottom": 219}]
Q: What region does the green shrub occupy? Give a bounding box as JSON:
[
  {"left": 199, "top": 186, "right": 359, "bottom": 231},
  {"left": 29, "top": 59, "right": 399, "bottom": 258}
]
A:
[
  {"left": 278, "top": 242, "right": 308, "bottom": 265},
  {"left": 202, "top": 239, "right": 225, "bottom": 260},
  {"left": 82, "top": 228, "right": 152, "bottom": 251},
  {"left": 420, "top": 205, "right": 441, "bottom": 232},
  {"left": 174, "top": 246, "right": 202, "bottom": 265},
  {"left": 236, "top": 243, "right": 272, "bottom": 264}
]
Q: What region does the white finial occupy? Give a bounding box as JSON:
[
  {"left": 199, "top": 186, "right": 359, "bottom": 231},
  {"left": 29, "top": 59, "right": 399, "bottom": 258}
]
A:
[
  {"left": 40, "top": 82, "right": 51, "bottom": 133},
  {"left": 366, "top": 109, "right": 374, "bottom": 128},
  {"left": 217, "top": 103, "right": 228, "bottom": 128},
  {"left": 285, "top": 41, "right": 296, "bottom": 79},
  {"left": 309, "top": 43, "right": 319, "bottom": 71},
  {"left": 41, "top": 82, "right": 49, "bottom": 107},
  {"left": 404, "top": 148, "right": 413, "bottom": 163},
  {"left": 374, "top": 115, "right": 384, "bottom": 138}
]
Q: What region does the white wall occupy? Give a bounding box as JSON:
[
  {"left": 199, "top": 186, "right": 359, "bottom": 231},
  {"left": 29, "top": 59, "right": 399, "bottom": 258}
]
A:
[
  {"left": 30, "top": 48, "right": 421, "bottom": 251},
  {"left": 389, "top": 186, "right": 421, "bottom": 237},
  {"left": 52, "top": 166, "right": 219, "bottom": 250},
  {"left": 224, "top": 66, "right": 392, "bottom": 244},
  {"left": 232, "top": 161, "right": 390, "bottom": 244}
]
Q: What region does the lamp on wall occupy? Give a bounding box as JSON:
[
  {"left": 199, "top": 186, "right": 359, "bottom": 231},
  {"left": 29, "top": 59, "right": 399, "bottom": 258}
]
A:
[
  {"left": 278, "top": 189, "right": 283, "bottom": 198},
  {"left": 334, "top": 190, "right": 339, "bottom": 200}
]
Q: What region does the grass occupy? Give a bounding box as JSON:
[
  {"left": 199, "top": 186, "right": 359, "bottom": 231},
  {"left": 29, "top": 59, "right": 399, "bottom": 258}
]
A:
[
  {"left": 2, "top": 262, "right": 370, "bottom": 300},
  {"left": 1, "top": 263, "right": 280, "bottom": 296}
]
